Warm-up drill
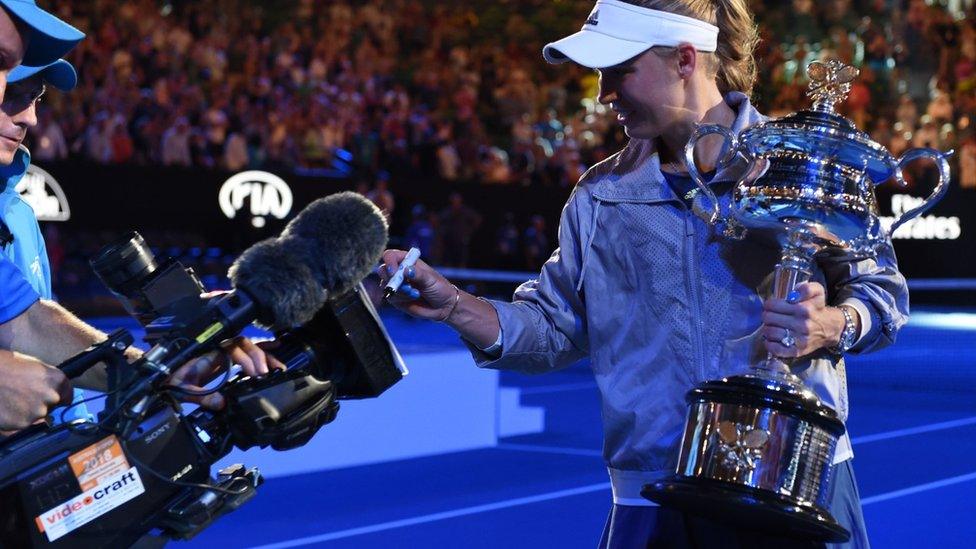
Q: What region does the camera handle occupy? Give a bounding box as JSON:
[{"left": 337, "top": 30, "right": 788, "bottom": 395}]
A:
[
  {"left": 58, "top": 328, "right": 133, "bottom": 379},
  {"left": 58, "top": 329, "right": 135, "bottom": 414}
]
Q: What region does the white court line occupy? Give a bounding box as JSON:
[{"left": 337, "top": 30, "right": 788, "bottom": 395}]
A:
[
  {"left": 497, "top": 443, "right": 603, "bottom": 457},
  {"left": 252, "top": 472, "right": 976, "bottom": 548},
  {"left": 253, "top": 417, "right": 976, "bottom": 547},
  {"left": 517, "top": 381, "right": 597, "bottom": 395},
  {"left": 862, "top": 471, "right": 976, "bottom": 506},
  {"left": 851, "top": 416, "right": 976, "bottom": 444},
  {"left": 248, "top": 482, "right": 612, "bottom": 548}
]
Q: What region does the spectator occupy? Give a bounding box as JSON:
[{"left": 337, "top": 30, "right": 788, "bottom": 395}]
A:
[
  {"left": 926, "top": 88, "right": 954, "bottom": 124},
  {"left": 434, "top": 122, "right": 461, "bottom": 181},
  {"left": 438, "top": 192, "right": 481, "bottom": 268},
  {"left": 522, "top": 214, "right": 549, "bottom": 271},
  {"left": 224, "top": 130, "right": 249, "bottom": 171},
  {"left": 83, "top": 112, "right": 113, "bottom": 163},
  {"left": 960, "top": 132, "right": 976, "bottom": 189},
  {"left": 889, "top": 122, "right": 912, "bottom": 158},
  {"left": 494, "top": 212, "right": 521, "bottom": 270},
  {"left": 161, "top": 117, "right": 192, "bottom": 167},
  {"left": 30, "top": 109, "right": 68, "bottom": 162},
  {"left": 783, "top": 0, "right": 824, "bottom": 44},
  {"left": 845, "top": 70, "right": 872, "bottom": 129},
  {"left": 895, "top": 95, "right": 920, "bottom": 135},
  {"left": 110, "top": 123, "right": 135, "bottom": 164},
  {"left": 480, "top": 147, "right": 511, "bottom": 184},
  {"left": 189, "top": 129, "right": 216, "bottom": 169},
  {"left": 913, "top": 116, "right": 941, "bottom": 149},
  {"left": 404, "top": 204, "right": 436, "bottom": 260},
  {"left": 366, "top": 174, "right": 394, "bottom": 224}
]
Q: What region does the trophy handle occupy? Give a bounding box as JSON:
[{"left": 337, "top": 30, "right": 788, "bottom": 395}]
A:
[
  {"left": 684, "top": 124, "right": 740, "bottom": 224},
  {"left": 846, "top": 173, "right": 886, "bottom": 257},
  {"left": 887, "top": 148, "right": 953, "bottom": 235}
]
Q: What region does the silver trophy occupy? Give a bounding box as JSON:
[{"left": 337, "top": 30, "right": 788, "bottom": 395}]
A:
[{"left": 641, "top": 60, "right": 951, "bottom": 542}]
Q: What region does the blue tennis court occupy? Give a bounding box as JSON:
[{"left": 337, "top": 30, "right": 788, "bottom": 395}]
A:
[{"left": 151, "top": 305, "right": 976, "bottom": 549}]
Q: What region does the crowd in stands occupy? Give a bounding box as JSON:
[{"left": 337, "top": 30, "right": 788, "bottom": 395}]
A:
[
  {"left": 32, "top": 0, "right": 615, "bottom": 189},
  {"left": 25, "top": 0, "right": 976, "bottom": 287},
  {"left": 29, "top": 0, "right": 976, "bottom": 189}
]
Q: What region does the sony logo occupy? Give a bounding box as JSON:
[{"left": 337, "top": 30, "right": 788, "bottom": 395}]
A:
[{"left": 143, "top": 422, "right": 172, "bottom": 445}]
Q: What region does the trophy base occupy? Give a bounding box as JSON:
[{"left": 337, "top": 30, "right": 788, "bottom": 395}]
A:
[{"left": 642, "top": 476, "right": 850, "bottom": 543}]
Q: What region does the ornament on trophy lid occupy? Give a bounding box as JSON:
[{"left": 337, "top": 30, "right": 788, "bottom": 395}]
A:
[{"left": 806, "top": 59, "right": 859, "bottom": 113}]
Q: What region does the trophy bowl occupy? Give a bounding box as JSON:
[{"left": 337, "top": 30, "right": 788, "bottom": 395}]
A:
[
  {"left": 641, "top": 60, "right": 952, "bottom": 542},
  {"left": 685, "top": 60, "right": 950, "bottom": 253},
  {"left": 731, "top": 110, "right": 886, "bottom": 245}
]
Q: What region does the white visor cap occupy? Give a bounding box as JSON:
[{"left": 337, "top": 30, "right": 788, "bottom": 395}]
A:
[{"left": 543, "top": 0, "right": 719, "bottom": 69}]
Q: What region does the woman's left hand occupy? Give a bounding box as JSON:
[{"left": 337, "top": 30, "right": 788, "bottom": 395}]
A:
[{"left": 761, "top": 282, "right": 845, "bottom": 358}]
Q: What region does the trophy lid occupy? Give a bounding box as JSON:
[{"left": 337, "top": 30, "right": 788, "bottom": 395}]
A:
[{"left": 739, "top": 60, "right": 896, "bottom": 184}]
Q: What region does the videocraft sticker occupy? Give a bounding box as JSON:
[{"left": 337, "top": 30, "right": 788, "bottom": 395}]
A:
[{"left": 34, "top": 436, "right": 146, "bottom": 542}]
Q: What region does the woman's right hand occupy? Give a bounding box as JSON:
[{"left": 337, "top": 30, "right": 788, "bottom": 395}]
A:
[{"left": 377, "top": 249, "right": 458, "bottom": 321}]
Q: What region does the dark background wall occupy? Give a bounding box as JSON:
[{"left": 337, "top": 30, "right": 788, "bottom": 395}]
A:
[{"left": 38, "top": 160, "right": 973, "bottom": 279}]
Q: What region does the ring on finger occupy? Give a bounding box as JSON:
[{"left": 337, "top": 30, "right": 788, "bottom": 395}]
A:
[{"left": 779, "top": 328, "right": 795, "bottom": 348}]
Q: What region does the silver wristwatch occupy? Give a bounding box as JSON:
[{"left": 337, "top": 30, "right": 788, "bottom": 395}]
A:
[{"left": 829, "top": 305, "right": 857, "bottom": 354}]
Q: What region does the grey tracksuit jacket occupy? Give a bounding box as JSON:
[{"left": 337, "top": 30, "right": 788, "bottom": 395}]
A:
[{"left": 469, "top": 93, "right": 909, "bottom": 505}]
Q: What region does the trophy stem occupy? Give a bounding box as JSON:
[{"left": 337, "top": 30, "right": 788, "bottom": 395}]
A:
[{"left": 754, "top": 223, "right": 820, "bottom": 380}]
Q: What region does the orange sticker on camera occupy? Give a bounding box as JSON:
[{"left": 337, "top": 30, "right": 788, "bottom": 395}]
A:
[{"left": 68, "top": 435, "right": 130, "bottom": 491}]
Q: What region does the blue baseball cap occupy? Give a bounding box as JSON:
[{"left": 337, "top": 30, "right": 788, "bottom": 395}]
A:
[
  {"left": 9, "top": 58, "right": 75, "bottom": 90},
  {"left": 0, "top": 0, "right": 84, "bottom": 66}
]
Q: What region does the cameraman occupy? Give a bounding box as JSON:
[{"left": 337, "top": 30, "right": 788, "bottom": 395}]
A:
[
  {"left": 0, "top": 8, "right": 279, "bottom": 428},
  {"left": 0, "top": 0, "right": 83, "bottom": 430},
  {"left": 0, "top": 63, "right": 280, "bottom": 425},
  {"left": 1, "top": 59, "right": 99, "bottom": 421}
]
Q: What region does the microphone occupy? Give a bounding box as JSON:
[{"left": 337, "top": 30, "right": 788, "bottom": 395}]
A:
[
  {"left": 227, "top": 236, "right": 327, "bottom": 329},
  {"left": 280, "top": 191, "right": 388, "bottom": 298},
  {"left": 97, "top": 191, "right": 391, "bottom": 430},
  {"left": 231, "top": 191, "right": 388, "bottom": 328},
  {"left": 140, "top": 192, "right": 388, "bottom": 375}
]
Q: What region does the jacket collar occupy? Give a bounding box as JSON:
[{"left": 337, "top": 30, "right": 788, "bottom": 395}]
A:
[
  {"left": 0, "top": 146, "right": 31, "bottom": 194},
  {"left": 590, "top": 92, "right": 765, "bottom": 203}
]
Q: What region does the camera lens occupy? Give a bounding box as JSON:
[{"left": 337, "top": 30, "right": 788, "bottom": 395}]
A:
[{"left": 90, "top": 231, "right": 158, "bottom": 300}]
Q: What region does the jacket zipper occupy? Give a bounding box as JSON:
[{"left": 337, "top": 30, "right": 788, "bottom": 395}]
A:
[{"left": 684, "top": 210, "right": 707, "bottom": 380}]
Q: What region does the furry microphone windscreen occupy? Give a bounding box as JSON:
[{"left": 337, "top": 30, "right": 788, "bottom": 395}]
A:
[
  {"left": 281, "top": 191, "right": 388, "bottom": 297},
  {"left": 228, "top": 237, "right": 327, "bottom": 329}
]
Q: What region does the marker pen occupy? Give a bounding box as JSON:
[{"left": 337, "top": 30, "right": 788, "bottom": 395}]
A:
[{"left": 383, "top": 247, "right": 421, "bottom": 299}]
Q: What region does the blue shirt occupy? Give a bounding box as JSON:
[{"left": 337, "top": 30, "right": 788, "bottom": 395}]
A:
[
  {"left": 0, "top": 147, "right": 87, "bottom": 422},
  {"left": 0, "top": 148, "right": 52, "bottom": 298},
  {"left": 0, "top": 254, "right": 39, "bottom": 323}
]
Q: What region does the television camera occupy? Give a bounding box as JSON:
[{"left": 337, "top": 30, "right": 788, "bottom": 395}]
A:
[{"left": 0, "top": 193, "right": 403, "bottom": 547}]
